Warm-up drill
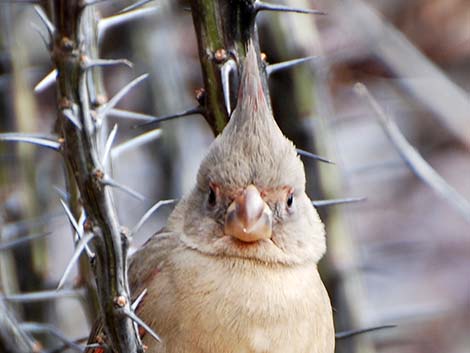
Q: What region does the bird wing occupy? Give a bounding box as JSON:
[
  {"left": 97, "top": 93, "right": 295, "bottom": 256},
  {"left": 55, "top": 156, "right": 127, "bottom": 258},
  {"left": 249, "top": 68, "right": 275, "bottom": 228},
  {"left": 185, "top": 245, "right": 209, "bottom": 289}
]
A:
[{"left": 84, "top": 229, "right": 180, "bottom": 353}]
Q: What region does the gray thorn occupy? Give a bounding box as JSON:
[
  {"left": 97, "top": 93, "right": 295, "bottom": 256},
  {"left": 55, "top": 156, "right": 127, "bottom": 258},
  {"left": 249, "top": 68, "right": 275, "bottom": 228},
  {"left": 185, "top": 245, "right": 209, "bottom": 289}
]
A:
[
  {"left": 336, "top": 324, "right": 396, "bottom": 340},
  {"left": 221, "top": 59, "right": 237, "bottom": 115},
  {"left": 312, "top": 197, "right": 367, "bottom": 207},
  {"left": 297, "top": 148, "right": 334, "bottom": 164},
  {"left": 137, "top": 106, "right": 203, "bottom": 129},
  {"left": 122, "top": 307, "right": 161, "bottom": 343},
  {"left": 254, "top": 1, "right": 326, "bottom": 15},
  {"left": 98, "top": 74, "right": 149, "bottom": 119},
  {"left": 57, "top": 232, "right": 95, "bottom": 290},
  {"left": 0, "top": 133, "right": 61, "bottom": 150},
  {"left": 34, "top": 69, "right": 57, "bottom": 93},
  {"left": 33, "top": 5, "right": 55, "bottom": 38},
  {"left": 267, "top": 56, "right": 318, "bottom": 76},
  {"left": 132, "top": 199, "right": 176, "bottom": 235},
  {"left": 101, "top": 177, "right": 146, "bottom": 201},
  {"left": 119, "top": 0, "right": 154, "bottom": 13},
  {"left": 63, "top": 109, "right": 83, "bottom": 130},
  {"left": 111, "top": 128, "right": 162, "bottom": 159}
]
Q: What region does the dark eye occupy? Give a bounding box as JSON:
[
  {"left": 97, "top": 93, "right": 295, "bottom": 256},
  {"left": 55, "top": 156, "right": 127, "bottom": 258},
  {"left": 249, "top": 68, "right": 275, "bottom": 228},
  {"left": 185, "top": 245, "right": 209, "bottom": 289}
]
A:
[
  {"left": 208, "top": 186, "right": 217, "bottom": 206},
  {"left": 287, "top": 192, "right": 294, "bottom": 208}
]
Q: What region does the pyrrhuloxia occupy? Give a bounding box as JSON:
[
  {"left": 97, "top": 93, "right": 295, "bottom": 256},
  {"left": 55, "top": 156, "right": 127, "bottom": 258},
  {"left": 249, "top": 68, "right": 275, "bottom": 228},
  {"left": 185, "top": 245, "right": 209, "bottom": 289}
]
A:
[{"left": 87, "top": 42, "right": 334, "bottom": 353}]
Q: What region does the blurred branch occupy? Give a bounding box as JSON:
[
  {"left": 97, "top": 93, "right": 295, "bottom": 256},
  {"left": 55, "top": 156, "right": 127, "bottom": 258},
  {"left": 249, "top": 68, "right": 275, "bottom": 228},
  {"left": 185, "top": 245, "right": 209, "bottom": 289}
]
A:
[
  {"left": 356, "top": 83, "right": 470, "bottom": 224},
  {"left": 0, "top": 299, "right": 40, "bottom": 353},
  {"left": 42, "top": 1, "right": 144, "bottom": 351},
  {"left": 336, "top": 0, "right": 470, "bottom": 147}
]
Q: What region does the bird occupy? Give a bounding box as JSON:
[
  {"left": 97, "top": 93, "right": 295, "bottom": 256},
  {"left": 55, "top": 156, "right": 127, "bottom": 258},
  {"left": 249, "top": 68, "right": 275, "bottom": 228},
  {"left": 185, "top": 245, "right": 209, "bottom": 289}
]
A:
[{"left": 86, "top": 41, "right": 335, "bottom": 353}]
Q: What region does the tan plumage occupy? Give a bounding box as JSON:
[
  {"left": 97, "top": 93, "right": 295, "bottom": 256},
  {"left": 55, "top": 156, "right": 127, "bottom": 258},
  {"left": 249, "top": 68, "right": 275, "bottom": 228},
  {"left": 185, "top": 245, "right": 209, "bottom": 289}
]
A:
[{"left": 87, "top": 42, "right": 334, "bottom": 353}]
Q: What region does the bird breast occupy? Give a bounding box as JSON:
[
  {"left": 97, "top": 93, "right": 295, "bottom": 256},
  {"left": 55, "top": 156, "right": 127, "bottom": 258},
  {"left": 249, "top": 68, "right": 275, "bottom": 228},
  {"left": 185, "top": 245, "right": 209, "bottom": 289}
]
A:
[{"left": 138, "top": 247, "right": 334, "bottom": 353}]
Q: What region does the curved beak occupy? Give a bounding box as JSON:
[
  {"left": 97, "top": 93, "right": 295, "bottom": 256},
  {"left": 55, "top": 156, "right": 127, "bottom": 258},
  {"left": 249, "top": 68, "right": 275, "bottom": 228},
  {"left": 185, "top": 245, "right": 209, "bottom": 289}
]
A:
[{"left": 224, "top": 185, "right": 272, "bottom": 243}]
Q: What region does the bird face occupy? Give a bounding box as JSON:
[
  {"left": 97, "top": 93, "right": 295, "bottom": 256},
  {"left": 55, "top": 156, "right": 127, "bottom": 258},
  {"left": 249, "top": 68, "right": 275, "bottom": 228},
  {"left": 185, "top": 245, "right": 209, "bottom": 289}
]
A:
[
  {"left": 171, "top": 42, "right": 326, "bottom": 266},
  {"left": 177, "top": 161, "right": 325, "bottom": 265}
]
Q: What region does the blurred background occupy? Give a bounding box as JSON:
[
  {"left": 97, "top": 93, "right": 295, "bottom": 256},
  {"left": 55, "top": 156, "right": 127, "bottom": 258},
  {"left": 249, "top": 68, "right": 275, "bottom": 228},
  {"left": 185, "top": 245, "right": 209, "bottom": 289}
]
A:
[{"left": 0, "top": 0, "right": 469, "bottom": 352}]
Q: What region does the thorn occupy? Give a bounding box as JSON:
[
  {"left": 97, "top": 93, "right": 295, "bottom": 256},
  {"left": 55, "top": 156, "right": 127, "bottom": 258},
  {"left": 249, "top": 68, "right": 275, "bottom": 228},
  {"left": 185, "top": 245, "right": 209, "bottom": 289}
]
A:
[
  {"left": 99, "top": 6, "right": 158, "bottom": 35},
  {"left": 221, "top": 59, "right": 237, "bottom": 115},
  {"left": 132, "top": 199, "right": 176, "bottom": 235},
  {"left": 97, "top": 74, "right": 149, "bottom": 119},
  {"left": 34, "top": 69, "right": 57, "bottom": 93},
  {"left": 267, "top": 56, "right": 318, "bottom": 76},
  {"left": 254, "top": 1, "right": 326, "bottom": 15},
  {"left": 59, "top": 200, "right": 94, "bottom": 258},
  {"left": 59, "top": 199, "right": 83, "bottom": 238},
  {"left": 111, "top": 128, "right": 162, "bottom": 159},
  {"left": 0, "top": 133, "right": 61, "bottom": 150},
  {"left": 3, "top": 289, "right": 84, "bottom": 303},
  {"left": 3, "top": 211, "right": 62, "bottom": 237},
  {"left": 62, "top": 109, "right": 83, "bottom": 130},
  {"left": 355, "top": 82, "right": 470, "bottom": 224},
  {"left": 0, "top": 232, "right": 51, "bottom": 251},
  {"left": 33, "top": 5, "right": 55, "bottom": 38},
  {"left": 137, "top": 106, "right": 203, "bottom": 129},
  {"left": 108, "top": 108, "right": 157, "bottom": 122},
  {"left": 119, "top": 0, "right": 154, "bottom": 13},
  {"left": 101, "top": 176, "right": 146, "bottom": 201},
  {"left": 0, "top": 1, "right": 39, "bottom": 3},
  {"left": 82, "top": 58, "right": 133, "bottom": 70},
  {"left": 57, "top": 232, "right": 95, "bottom": 290},
  {"left": 297, "top": 148, "right": 334, "bottom": 164},
  {"left": 336, "top": 324, "right": 396, "bottom": 340},
  {"left": 81, "top": 0, "right": 112, "bottom": 6},
  {"left": 31, "top": 22, "right": 50, "bottom": 50},
  {"left": 131, "top": 288, "right": 148, "bottom": 310},
  {"left": 312, "top": 197, "right": 367, "bottom": 207},
  {"left": 21, "top": 323, "right": 84, "bottom": 352},
  {"left": 53, "top": 185, "right": 70, "bottom": 202},
  {"left": 102, "top": 123, "right": 118, "bottom": 165},
  {"left": 122, "top": 307, "right": 161, "bottom": 343}
]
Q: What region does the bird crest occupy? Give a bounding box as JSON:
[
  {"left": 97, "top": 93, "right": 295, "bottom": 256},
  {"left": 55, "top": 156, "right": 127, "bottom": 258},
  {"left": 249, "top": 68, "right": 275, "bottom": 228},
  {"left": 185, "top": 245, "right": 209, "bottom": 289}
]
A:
[{"left": 197, "top": 41, "right": 305, "bottom": 192}]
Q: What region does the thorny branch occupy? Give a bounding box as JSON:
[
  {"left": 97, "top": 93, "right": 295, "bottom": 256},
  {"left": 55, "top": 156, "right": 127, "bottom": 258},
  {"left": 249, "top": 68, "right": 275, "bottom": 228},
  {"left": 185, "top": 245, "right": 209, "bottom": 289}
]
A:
[{"left": 41, "top": 1, "right": 144, "bottom": 352}]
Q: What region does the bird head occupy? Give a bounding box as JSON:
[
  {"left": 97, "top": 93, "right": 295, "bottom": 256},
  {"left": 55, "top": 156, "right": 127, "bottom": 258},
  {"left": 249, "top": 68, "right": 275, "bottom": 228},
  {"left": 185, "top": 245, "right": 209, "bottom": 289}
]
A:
[{"left": 170, "top": 42, "right": 326, "bottom": 265}]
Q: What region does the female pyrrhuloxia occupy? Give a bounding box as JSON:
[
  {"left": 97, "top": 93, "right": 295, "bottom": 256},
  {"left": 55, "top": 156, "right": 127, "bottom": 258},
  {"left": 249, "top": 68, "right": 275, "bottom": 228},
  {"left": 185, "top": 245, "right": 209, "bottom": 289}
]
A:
[{"left": 87, "top": 42, "right": 334, "bottom": 353}]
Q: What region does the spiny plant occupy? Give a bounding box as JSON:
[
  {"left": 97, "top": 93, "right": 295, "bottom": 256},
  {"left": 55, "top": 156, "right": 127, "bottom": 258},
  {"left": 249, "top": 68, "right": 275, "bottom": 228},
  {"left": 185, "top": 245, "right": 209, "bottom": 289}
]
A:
[{"left": 0, "top": 0, "right": 435, "bottom": 352}]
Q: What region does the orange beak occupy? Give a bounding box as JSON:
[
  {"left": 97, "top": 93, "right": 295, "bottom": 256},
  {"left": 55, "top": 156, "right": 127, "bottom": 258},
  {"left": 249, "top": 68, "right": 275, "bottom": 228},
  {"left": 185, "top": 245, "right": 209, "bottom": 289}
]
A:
[{"left": 224, "top": 184, "right": 272, "bottom": 243}]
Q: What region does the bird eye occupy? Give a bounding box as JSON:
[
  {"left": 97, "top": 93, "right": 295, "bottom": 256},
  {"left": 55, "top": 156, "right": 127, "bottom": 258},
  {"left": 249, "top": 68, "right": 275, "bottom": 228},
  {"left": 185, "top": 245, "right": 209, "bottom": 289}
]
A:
[
  {"left": 287, "top": 192, "right": 294, "bottom": 208},
  {"left": 208, "top": 186, "right": 217, "bottom": 206}
]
